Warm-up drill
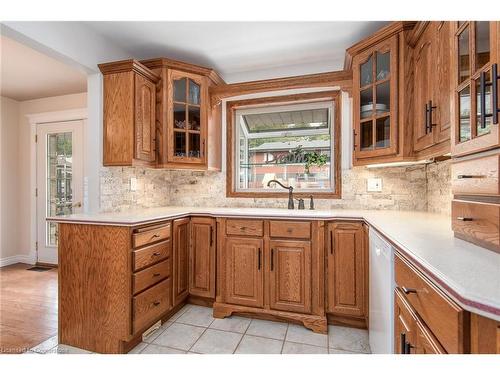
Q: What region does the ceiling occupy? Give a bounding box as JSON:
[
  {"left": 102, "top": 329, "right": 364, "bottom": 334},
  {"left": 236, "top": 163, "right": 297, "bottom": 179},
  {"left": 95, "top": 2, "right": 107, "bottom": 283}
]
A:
[
  {"left": 0, "top": 35, "right": 87, "bottom": 101},
  {"left": 84, "top": 21, "right": 388, "bottom": 83}
]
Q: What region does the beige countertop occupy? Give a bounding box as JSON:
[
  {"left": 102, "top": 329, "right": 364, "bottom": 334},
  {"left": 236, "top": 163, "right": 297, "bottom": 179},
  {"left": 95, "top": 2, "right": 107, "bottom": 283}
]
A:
[{"left": 48, "top": 207, "right": 500, "bottom": 321}]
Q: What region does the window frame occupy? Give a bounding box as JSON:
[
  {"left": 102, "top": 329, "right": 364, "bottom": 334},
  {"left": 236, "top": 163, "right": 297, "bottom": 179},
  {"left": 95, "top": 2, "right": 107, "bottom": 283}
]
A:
[{"left": 226, "top": 91, "right": 342, "bottom": 199}]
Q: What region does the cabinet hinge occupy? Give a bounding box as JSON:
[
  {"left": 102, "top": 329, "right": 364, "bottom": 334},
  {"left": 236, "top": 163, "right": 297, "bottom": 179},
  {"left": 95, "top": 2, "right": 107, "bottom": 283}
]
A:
[{"left": 35, "top": 134, "right": 38, "bottom": 143}]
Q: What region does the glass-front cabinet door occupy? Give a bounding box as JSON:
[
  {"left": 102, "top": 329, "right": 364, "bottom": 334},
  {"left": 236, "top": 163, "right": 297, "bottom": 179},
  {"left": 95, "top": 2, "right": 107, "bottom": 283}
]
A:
[
  {"left": 353, "top": 35, "right": 399, "bottom": 161},
  {"left": 167, "top": 70, "right": 207, "bottom": 165},
  {"left": 453, "top": 21, "right": 500, "bottom": 156}
]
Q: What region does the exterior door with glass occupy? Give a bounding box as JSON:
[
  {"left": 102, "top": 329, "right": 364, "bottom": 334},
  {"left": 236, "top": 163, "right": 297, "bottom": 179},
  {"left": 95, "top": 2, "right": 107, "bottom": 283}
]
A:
[{"left": 36, "top": 120, "right": 83, "bottom": 264}]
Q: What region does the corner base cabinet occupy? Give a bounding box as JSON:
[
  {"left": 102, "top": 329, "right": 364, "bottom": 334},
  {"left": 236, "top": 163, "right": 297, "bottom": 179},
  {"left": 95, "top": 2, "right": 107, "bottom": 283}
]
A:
[{"left": 214, "top": 218, "right": 327, "bottom": 333}]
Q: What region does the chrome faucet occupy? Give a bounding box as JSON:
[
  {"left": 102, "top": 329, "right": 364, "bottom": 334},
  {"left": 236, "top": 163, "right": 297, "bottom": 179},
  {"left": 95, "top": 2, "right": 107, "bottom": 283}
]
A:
[{"left": 267, "top": 179, "right": 294, "bottom": 209}]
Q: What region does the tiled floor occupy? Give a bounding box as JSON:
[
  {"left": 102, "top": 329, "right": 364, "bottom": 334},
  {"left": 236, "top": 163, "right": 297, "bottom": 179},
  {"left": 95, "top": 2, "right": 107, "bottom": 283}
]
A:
[{"left": 27, "top": 304, "right": 371, "bottom": 354}]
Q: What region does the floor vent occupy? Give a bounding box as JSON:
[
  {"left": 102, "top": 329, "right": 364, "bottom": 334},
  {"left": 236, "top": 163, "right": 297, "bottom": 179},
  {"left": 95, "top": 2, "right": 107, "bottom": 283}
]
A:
[{"left": 26, "top": 266, "right": 52, "bottom": 272}]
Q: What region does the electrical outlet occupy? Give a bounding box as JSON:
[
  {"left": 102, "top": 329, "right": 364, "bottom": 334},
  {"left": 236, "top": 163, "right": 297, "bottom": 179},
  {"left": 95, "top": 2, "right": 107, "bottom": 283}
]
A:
[
  {"left": 130, "top": 177, "right": 137, "bottom": 191},
  {"left": 367, "top": 178, "right": 382, "bottom": 192}
]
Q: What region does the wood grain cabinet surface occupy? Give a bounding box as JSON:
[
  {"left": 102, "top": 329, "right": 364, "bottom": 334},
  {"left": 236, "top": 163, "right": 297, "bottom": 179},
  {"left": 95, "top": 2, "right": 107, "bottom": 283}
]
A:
[
  {"left": 326, "top": 222, "right": 367, "bottom": 321},
  {"left": 172, "top": 218, "right": 190, "bottom": 306},
  {"left": 99, "top": 59, "right": 160, "bottom": 167},
  {"left": 189, "top": 217, "right": 216, "bottom": 298}
]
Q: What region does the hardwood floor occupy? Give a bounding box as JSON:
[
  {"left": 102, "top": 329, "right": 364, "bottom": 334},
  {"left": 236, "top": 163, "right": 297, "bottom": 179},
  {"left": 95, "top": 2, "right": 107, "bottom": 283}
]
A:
[{"left": 0, "top": 263, "right": 58, "bottom": 354}]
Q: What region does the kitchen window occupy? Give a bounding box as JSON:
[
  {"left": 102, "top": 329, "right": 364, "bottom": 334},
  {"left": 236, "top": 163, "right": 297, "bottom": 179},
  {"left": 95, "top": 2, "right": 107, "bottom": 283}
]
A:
[{"left": 226, "top": 91, "right": 341, "bottom": 198}]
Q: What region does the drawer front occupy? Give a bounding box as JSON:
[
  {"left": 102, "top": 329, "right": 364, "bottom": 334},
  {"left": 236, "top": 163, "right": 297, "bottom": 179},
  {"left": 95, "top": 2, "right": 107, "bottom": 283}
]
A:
[
  {"left": 395, "top": 254, "right": 465, "bottom": 353},
  {"left": 133, "top": 240, "right": 171, "bottom": 271},
  {"left": 133, "top": 278, "right": 171, "bottom": 333},
  {"left": 133, "top": 259, "right": 171, "bottom": 295},
  {"left": 269, "top": 220, "right": 311, "bottom": 239},
  {"left": 451, "top": 155, "right": 500, "bottom": 195},
  {"left": 226, "top": 219, "right": 263, "bottom": 237},
  {"left": 133, "top": 224, "right": 171, "bottom": 248},
  {"left": 451, "top": 200, "right": 500, "bottom": 251}
]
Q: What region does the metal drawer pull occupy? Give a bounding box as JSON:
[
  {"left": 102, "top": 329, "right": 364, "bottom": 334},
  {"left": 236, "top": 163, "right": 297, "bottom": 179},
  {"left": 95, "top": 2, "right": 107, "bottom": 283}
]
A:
[
  {"left": 457, "top": 174, "right": 485, "bottom": 179},
  {"left": 239, "top": 226, "right": 247, "bottom": 230},
  {"left": 153, "top": 273, "right": 161, "bottom": 277},
  {"left": 152, "top": 301, "right": 161, "bottom": 306},
  {"left": 150, "top": 233, "right": 161, "bottom": 240},
  {"left": 152, "top": 252, "right": 161, "bottom": 256},
  {"left": 402, "top": 287, "right": 417, "bottom": 295},
  {"left": 400, "top": 333, "right": 406, "bottom": 354},
  {"left": 456, "top": 217, "right": 473, "bottom": 222}
]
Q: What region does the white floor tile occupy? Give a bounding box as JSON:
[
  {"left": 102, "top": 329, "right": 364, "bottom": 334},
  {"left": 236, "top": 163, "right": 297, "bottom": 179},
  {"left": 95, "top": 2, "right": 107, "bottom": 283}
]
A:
[
  {"left": 210, "top": 316, "right": 251, "bottom": 333},
  {"left": 190, "top": 329, "right": 242, "bottom": 354},
  {"left": 140, "top": 344, "right": 186, "bottom": 354},
  {"left": 168, "top": 304, "right": 192, "bottom": 322},
  {"left": 246, "top": 319, "right": 288, "bottom": 340},
  {"left": 143, "top": 321, "right": 172, "bottom": 343},
  {"left": 30, "top": 335, "right": 58, "bottom": 353},
  {"left": 128, "top": 342, "right": 148, "bottom": 354},
  {"left": 152, "top": 322, "right": 205, "bottom": 351},
  {"left": 282, "top": 342, "right": 328, "bottom": 354},
  {"left": 328, "top": 325, "right": 371, "bottom": 353},
  {"left": 286, "top": 324, "right": 328, "bottom": 347},
  {"left": 235, "top": 335, "right": 283, "bottom": 354},
  {"left": 329, "top": 348, "right": 363, "bottom": 354},
  {"left": 176, "top": 305, "right": 215, "bottom": 327},
  {"left": 55, "top": 344, "right": 93, "bottom": 354}
]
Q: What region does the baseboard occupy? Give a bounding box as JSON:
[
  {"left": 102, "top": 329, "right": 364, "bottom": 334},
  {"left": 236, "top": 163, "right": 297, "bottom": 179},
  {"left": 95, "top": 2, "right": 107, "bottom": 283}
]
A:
[{"left": 0, "top": 253, "right": 36, "bottom": 268}]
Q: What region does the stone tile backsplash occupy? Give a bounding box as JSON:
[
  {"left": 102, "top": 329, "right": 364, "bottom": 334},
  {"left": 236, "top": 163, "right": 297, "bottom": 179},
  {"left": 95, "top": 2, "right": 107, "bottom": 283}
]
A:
[{"left": 100, "top": 160, "right": 451, "bottom": 215}]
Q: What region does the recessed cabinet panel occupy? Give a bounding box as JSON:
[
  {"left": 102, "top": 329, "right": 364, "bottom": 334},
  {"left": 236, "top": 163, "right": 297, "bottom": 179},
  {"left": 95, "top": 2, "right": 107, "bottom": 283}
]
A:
[
  {"left": 173, "top": 218, "right": 190, "bottom": 305},
  {"left": 189, "top": 217, "right": 215, "bottom": 298}
]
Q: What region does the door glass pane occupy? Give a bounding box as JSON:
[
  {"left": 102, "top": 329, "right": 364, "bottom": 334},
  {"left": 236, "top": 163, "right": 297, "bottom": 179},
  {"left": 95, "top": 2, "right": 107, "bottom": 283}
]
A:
[
  {"left": 458, "top": 27, "right": 470, "bottom": 84},
  {"left": 188, "top": 79, "right": 200, "bottom": 105},
  {"left": 174, "top": 103, "right": 186, "bottom": 129},
  {"left": 188, "top": 105, "right": 201, "bottom": 131},
  {"left": 46, "top": 132, "right": 73, "bottom": 246},
  {"left": 375, "top": 116, "right": 390, "bottom": 149},
  {"left": 375, "top": 81, "right": 390, "bottom": 114},
  {"left": 476, "top": 71, "right": 493, "bottom": 136},
  {"left": 189, "top": 133, "right": 201, "bottom": 158},
  {"left": 475, "top": 21, "right": 490, "bottom": 71},
  {"left": 360, "top": 55, "right": 373, "bottom": 86},
  {"left": 360, "top": 88, "right": 373, "bottom": 119},
  {"left": 173, "top": 78, "right": 187, "bottom": 102},
  {"left": 360, "top": 121, "right": 373, "bottom": 150},
  {"left": 376, "top": 51, "right": 390, "bottom": 81},
  {"left": 458, "top": 86, "right": 471, "bottom": 142},
  {"left": 174, "top": 131, "right": 186, "bottom": 157}
]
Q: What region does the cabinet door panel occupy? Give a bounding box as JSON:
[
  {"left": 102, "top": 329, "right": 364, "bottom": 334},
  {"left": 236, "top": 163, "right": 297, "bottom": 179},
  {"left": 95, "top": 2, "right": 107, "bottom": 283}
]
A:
[
  {"left": 269, "top": 240, "right": 312, "bottom": 314},
  {"left": 134, "top": 73, "right": 156, "bottom": 163},
  {"left": 224, "top": 237, "right": 264, "bottom": 308},
  {"left": 189, "top": 217, "right": 215, "bottom": 298},
  {"left": 327, "top": 222, "right": 366, "bottom": 317},
  {"left": 173, "top": 218, "right": 190, "bottom": 305},
  {"left": 434, "top": 21, "right": 452, "bottom": 144},
  {"left": 394, "top": 289, "right": 418, "bottom": 354}
]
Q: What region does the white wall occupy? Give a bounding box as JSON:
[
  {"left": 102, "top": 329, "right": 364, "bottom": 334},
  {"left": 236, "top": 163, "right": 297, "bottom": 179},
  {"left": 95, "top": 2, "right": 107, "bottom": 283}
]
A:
[{"left": 0, "top": 96, "right": 21, "bottom": 265}]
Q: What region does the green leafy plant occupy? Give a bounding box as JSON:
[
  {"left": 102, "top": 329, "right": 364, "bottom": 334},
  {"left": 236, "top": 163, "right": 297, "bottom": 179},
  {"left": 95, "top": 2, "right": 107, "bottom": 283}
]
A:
[{"left": 304, "top": 151, "right": 328, "bottom": 174}]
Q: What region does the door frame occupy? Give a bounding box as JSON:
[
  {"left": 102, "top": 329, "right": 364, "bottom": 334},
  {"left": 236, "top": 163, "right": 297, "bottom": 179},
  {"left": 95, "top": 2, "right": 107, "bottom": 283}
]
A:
[{"left": 27, "top": 109, "right": 87, "bottom": 265}]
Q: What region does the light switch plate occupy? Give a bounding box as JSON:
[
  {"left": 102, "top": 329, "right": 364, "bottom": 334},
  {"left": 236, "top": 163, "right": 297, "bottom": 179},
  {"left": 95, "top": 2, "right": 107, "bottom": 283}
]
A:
[
  {"left": 130, "top": 177, "right": 137, "bottom": 191},
  {"left": 367, "top": 178, "right": 382, "bottom": 192}
]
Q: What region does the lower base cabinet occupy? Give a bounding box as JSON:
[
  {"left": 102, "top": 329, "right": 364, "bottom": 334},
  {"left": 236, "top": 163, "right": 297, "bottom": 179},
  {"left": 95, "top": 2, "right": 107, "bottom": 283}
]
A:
[
  {"left": 173, "top": 218, "right": 190, "bottom": 305},
  {"left": 215, "top": 218, "right": 327, "bottom": 333},
  {"left": 326, "top": 222, "right": 368, "bottom": 326}
]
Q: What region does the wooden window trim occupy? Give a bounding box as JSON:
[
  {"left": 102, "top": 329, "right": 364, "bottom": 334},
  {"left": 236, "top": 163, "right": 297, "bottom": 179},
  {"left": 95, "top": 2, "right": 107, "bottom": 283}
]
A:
[{"left": 226, "top": 91, "right": 342, "bottom": 199}]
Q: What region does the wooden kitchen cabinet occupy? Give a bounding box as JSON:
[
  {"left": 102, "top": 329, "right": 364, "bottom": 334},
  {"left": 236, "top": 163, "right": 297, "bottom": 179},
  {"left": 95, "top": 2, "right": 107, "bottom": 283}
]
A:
[
  {"left": 223, "top": 237, "right": 264, "bottom": 308},
  {"left": 172, "top": 218, "right": 190, "bottom": 305},
  {"left": 395, "top": 288, "right": 418, "bottom": 354},
  {"left": 411, "top": 22, "right": 452, "bottom": 158},
  {"left": 269, "top": 240, "right": 312, "bottom": 314},
  {"left": 348, "top": 22, "right": 416, "bottom": 166},
  {"left": 189, "top": 217, "right": 216, "bottom": 298},
  {"left": 99, "top": 60, "right": 160, "bottom": 167},
  {"left": 326, "top": 222, "right": 367, "bottom": 323},
  {"left": 452, "top": 21, "right": 500, "bottom": 157},
  {"left": 141, "top": 58, "right": 224, "bottom": 170}
]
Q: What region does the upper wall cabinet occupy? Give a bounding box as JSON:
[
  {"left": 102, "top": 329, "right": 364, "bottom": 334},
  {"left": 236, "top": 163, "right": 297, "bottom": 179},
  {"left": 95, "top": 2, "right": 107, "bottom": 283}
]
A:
[
  {"left": 99, "top": 60, "right": 160, "bottom": 167},
  {"left": 451, "top": 22, "right": 500, "bottom": 157},
  {"left": 410, "top": 22, "right": 452, "bottom": 159},
  {"left": 347, "top": 22, "right": 416, "bottom": 166},
  {"left": 141, "top": 58, "right": 224, "bottom": 170}
]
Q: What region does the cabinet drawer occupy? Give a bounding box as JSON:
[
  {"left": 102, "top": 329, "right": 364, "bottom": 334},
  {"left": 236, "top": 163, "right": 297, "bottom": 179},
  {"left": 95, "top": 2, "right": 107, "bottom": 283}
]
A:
[
  {"left": 395, "top": 253, "right": 465, "bottom": 353},
  {"left": 133, "top": 278, "right": 171, "bottom": 333},
  {"left": 451, "top": 200, "right": 500, "bottom": 251},
  {"left": 133, "top": 224, "right": 171, "bottom": 248},
  {"left": 416, "top": 320, "right": 446, "bottom": 354},
  {"left": 133, "top": 240, "right": 170, "bottom": 271},
  {"left": 133, "top": 259, "right": 171, "bottom": 294},
  {"left": 226, "top": 219, "right": 263, "bottom": 237},
  {"left": 269, "top": 221, "right": 311, "bottom": 239},
  {"left": 451, "top": 155, "right": 500, "bottom": 195}
]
